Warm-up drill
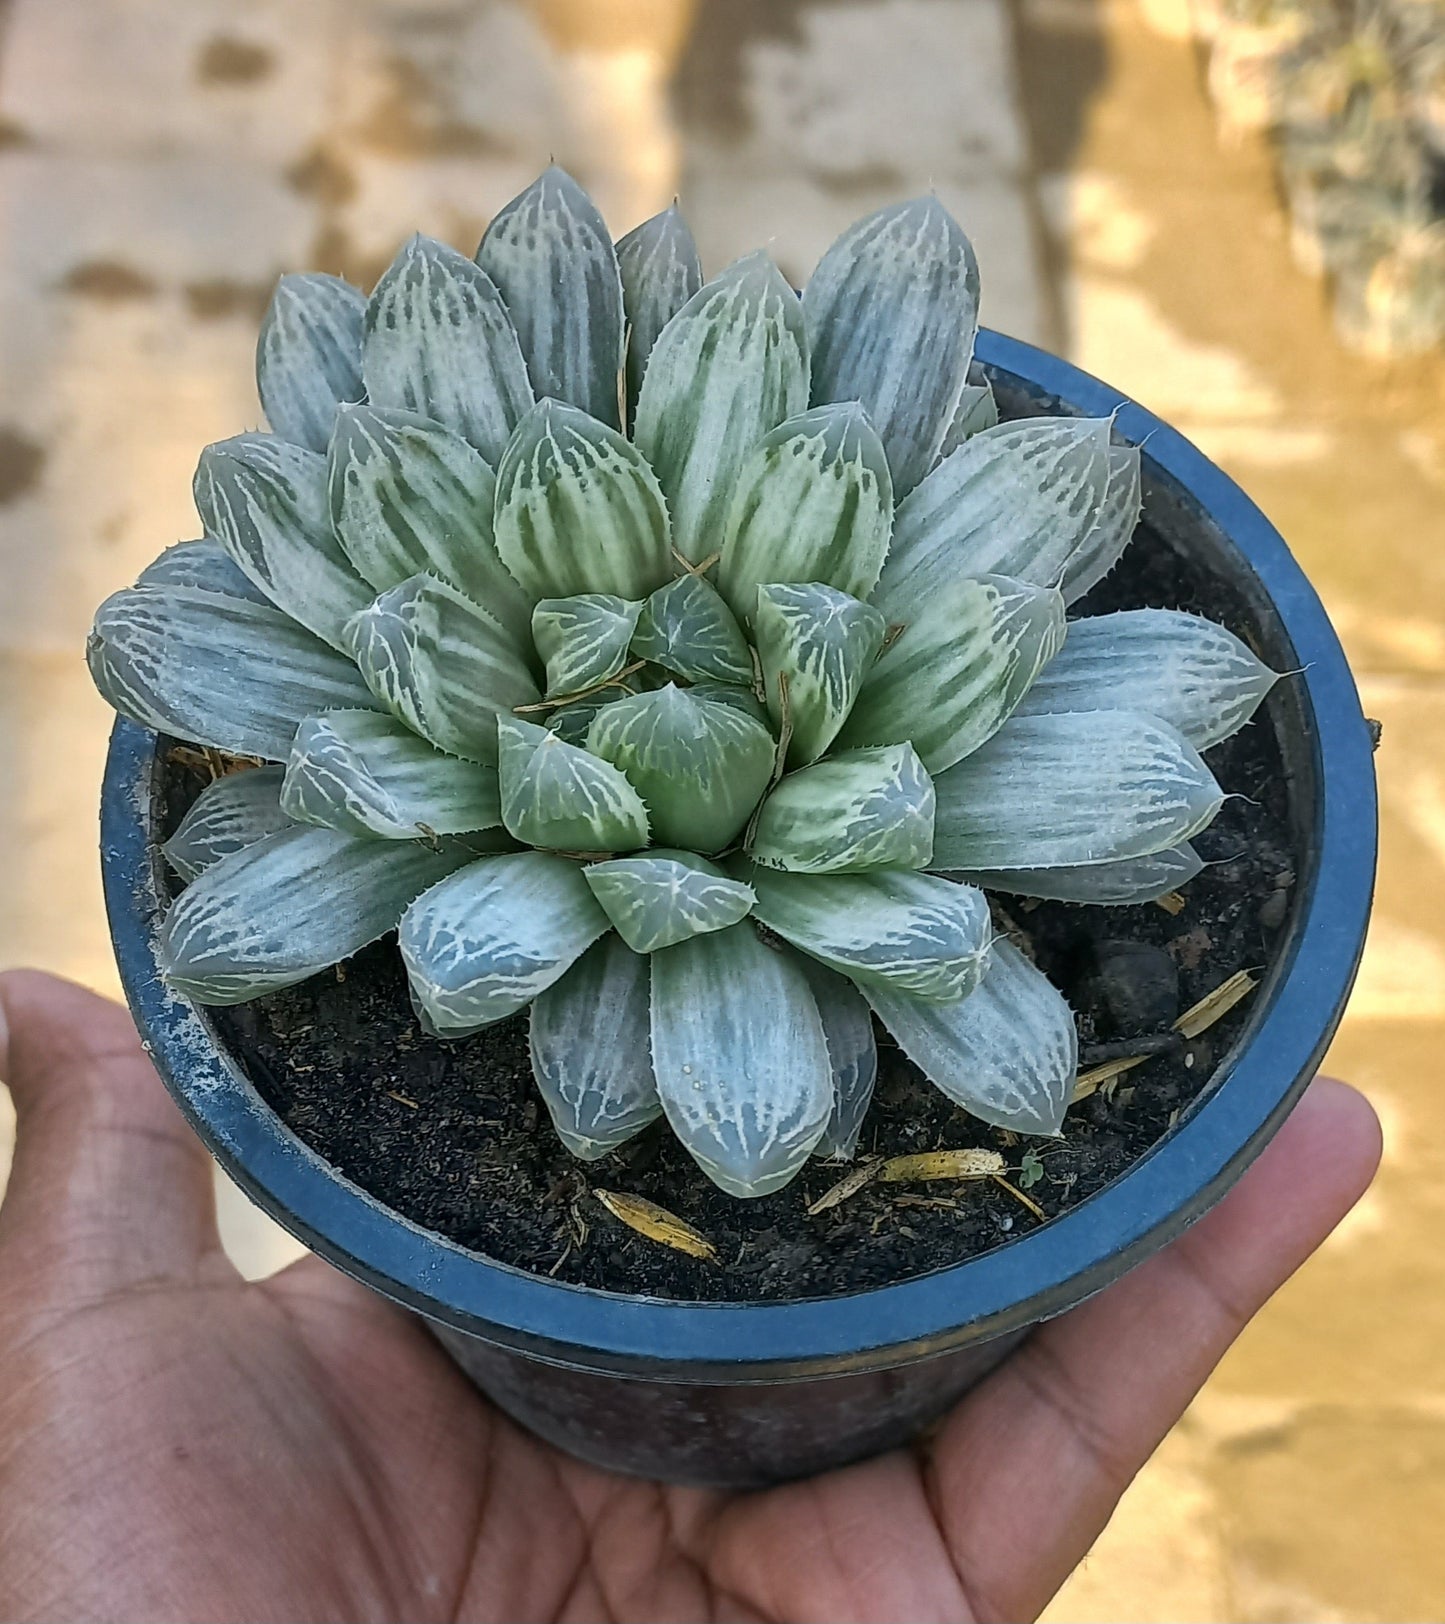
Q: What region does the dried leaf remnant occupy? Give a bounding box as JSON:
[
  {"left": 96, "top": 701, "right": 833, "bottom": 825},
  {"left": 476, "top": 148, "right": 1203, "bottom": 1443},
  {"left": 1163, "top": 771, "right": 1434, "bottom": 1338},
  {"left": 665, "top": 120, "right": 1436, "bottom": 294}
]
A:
[{"left": 593, "top": 1189, "right": 719, "bottom": 1262}]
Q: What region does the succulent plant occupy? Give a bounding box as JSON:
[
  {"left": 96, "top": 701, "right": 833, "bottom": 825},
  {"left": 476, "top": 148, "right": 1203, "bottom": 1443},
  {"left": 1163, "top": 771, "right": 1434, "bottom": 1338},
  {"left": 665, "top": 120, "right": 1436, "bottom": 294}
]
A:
[{"left": 88, "top": 166, "right": 1279, "bottom": 1198}]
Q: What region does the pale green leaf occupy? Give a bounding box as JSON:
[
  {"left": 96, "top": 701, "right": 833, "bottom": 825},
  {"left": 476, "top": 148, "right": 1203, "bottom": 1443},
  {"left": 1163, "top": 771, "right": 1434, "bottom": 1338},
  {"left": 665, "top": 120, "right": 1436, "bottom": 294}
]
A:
[
  {"left": 161, "top": 825, "right": 465, "bottom": 1004},
  {"left": 798, "top": 957, "right": 878, "bottom": 1161},
  {"left": 951, "top": 844, "right": 1204, "bottom": 905},
  {"left": 586, "top": 685, "right": 775, "bottom": 853},
  {"left": 135, "top": 538, "right": 270, "bottom": 605},
  {"left": 256, "top": 273, "right": 365, "bottom": 453},
  {"left": 931, "top": 710, "right": 1224, "bottom": 870},
  {"left": 529, "top": 936, "right": 661, "bottom": 1159},
  {"left": 748, "top": 744, "right": 934, "bottom": 873},
  {"left": 630, "top": 573, "right": 753, "bottom": 686},
  {"left": 838, "top": 574, "right": 1066, "bottom": 773},
  {"left": 864, "top": 939, "right": 1077, "bottom": 1136},
  {"left": 497, "top": 717, "right": 650, "bottom": 853},
  {"left": 752, "top": 582, "right": 886, "bottom": 767},
  {"left": 343, "top": 573, "right": 541, "bottom": 763},
  {"left": 685, "top": 682, "right": 770, "bottom": 726},
  {"left": 476, "top": 166, "right": 625, "bottom": 428},
  {"left": 494, "top": 398, "right": 672, "bottom": 600},
  {"left": 583, "top": 850, "right": 755, "bottom": 952},
  {"left": 545, "top": 699, "right": 606, "bottom": 747},
  {"left": 804, "top": 197, "right": 980, "bottom": 497},
  {"left": 650, "top": 924, "right": 833, "bottom": 1197},
  {"left": 617, "top": 204, "right": 702, "bottom": 427},
  {"left": 163, "top": 766, "right": 291, "bottom": 882},
  {"left": 88, "top": 584, "right": 378, "bottom": 760},
  {"left": 1060, "top": 444, "right": 1142, "bottom": 606},
  {"left": 193, "top": 433, "right": 373, "bottom": 650},
  {"left": 634, "top": 251, "right": 810, "bottom": 565},
  {"left": 532, "top": 593, "right": 642, "bottom": 699},
  {"left": 399, "top": 851, "right": 609, "bottom": 1035},
  {"left": 717, "top": 403, "right": 893, "bottom": 622},
  {"left": 937, "top": 378, "right": 1000, "bottom": 461},
  {"left": 362, "top": 235, "right": 533, "bottom": 464}
]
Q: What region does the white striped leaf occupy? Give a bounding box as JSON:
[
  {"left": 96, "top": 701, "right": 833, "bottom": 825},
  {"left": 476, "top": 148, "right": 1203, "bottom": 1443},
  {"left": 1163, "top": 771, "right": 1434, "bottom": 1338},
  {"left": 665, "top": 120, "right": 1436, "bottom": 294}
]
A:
[
  {"left": 545, "top": 699, "right": 606, "bottom": 748},
  {"left": 617, "top": 204, "right": 703, "bottom": 427},
  {"left": 634, "top": 251, "right": 810, "bottom": 565},
  {"left": 716, "top": 403, "right": 894, "bottom": 622},
  {"left": 685, "top": 682, "right": 770, "bottom": 726},
  {"left": 864, "top": 939, "right": 1077, "bottom": 1136},
  {"left": 650, "top": 924, "right": 833, "bottom": 1197},
  {"left": 877, "top": 417, "right": 1112, "bottom": 619},
  {"left": 327, "top": 406, "right": 532, "bottom": 644},
  {"left": 363, "top": 235, "right": 533, "bottom": 464},
  {"left": 256, "top": 273, "right": 365, "bottom": 453},
  {"left": 163, "top": 767, "right": 291, "bottom": 882},
  {"left": 161, "top": 825, "right": 465, "bottom": 1004},
  {"left": 931, "top": 710, "right": 1224, "bottom": 870},
  {"left": 135, "top": 538, "right": 270, "bottom": 604},
  {"left": 748, "top": 744, "right": 934, "bottom": 873},
  {"left": 476, "top": 166, "right": 625, "bottom": 428},
  {"left": 803, "top": 197, "right": 980, "bottom": 498},
  {"left": 583, "top": 850, "right": 755, "bottom": 953},
  {"left": 1061, "top": 444, "right": 1142, "bottom": 605},
  {"left": 753, "top": 582, "right": 886, "bottom": 767},
  {"left": 799, "top": 957, "right": 878, "bottom": 1161},
  {"left": 282, "top": 710, "right": 503, "bottom": 840},
  {"left": 494, "top": 398, "right": 672, "bottom": 601},
  {"left": 399, "top": 851, "right": 609, "bottom": 1036},
  {"left": 88, "top": 584, "right": 379, "bottom": 760},
  {"left": 586, "top": 685, "right": 776, "bottom": 853},
  {"left": 837, "top": 573, "right": 1066, "bottom": 773},
  {"left": 1012, "top": 608, "right": 1278, "bottom": 748},
  {"left": 937, "top": 378, "right": 1000, "bottom": 461},
  {"left": 630, "top": 573, "right": 753, "bottom": 686},
  {"left": 745, "top": 866, "right": 992, "bottom": 1002},
  {"left": 343, "top": 573, "right": 540, "bottom": 764},
  {"left": 532, "top": 593, "right": 643, "bottom": 699},
  {"left": 952, "top": 844, "right": 1203, "bottom": 905},
  {"left": 497, "top": 717, "right": 650, "bottom": 853},
  {"left": 194, "top": 433, "right": 373, "bottom": 650},
  {"left": 529, "top": 936, "right": 661, "bottom": 1159}
]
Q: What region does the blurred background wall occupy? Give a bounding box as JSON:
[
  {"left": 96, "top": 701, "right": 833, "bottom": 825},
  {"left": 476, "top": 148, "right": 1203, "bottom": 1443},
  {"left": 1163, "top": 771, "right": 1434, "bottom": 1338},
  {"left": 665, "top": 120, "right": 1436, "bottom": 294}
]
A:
[{"left": 0, "top": 1, "right": 1442, "bottom": 1616}]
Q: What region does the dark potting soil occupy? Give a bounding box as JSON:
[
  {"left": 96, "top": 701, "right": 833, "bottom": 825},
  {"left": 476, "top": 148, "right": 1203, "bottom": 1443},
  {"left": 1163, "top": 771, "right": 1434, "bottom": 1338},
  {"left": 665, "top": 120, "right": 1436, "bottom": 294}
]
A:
[{"left": 161, "top": 533, "right": 1300, "bottom": 1304}]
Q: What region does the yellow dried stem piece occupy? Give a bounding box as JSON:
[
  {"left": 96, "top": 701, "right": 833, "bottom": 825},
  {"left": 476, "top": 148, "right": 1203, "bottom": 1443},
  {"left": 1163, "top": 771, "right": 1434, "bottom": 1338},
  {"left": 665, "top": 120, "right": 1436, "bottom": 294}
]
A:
[
  {"left": 878, "top": 1149, "right": 1006, "bottom": 1183},
  {"left": 593, "top": 1189, "right": 719, "bottom": 1261},
  {"left": 806, "top": 1157, "right": 883, "bottom": 1215}
]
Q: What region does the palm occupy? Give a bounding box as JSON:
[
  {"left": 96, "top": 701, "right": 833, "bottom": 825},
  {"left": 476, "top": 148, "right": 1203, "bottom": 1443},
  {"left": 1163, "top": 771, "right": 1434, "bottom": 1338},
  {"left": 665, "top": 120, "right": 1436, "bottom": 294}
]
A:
[{"left": 0, "top": 974, "right": 1379, "bottom": 1624}]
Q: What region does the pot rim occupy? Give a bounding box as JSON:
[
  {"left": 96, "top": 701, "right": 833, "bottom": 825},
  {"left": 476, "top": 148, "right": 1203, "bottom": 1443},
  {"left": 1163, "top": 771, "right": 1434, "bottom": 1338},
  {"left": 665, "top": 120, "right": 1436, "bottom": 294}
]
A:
[{"left": 102, "top": 329, "right": 1377, "bottom": 1381}]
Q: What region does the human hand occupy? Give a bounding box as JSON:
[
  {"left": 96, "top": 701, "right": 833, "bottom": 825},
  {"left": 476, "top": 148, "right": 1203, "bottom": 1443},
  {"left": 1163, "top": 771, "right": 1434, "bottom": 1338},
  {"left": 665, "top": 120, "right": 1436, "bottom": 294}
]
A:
[{"left": 0, "top": 970, "right": 1379, "bottom": 1624}]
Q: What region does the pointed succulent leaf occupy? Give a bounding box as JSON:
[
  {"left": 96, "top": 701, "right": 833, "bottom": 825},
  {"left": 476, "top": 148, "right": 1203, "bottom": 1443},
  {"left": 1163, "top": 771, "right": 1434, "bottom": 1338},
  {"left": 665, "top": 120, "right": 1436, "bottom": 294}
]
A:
[
  {"left": 494, "top": 398, "right": 672, "bottom": 601},
  {"left": 586, "top": 686, "right": 775, "bottom": 853},
  {"left": 282, "top": 710, "right": 502, "bottom": 840},
  {"left": 529, "top": 936, "right": 661, "bottom": 1159},
  {"left": 634, "top": 252, "right": 810, "bottom": 564},
  {"left": 838, "top": 574, "right": 1066, "bottom": 774},
  {"left": 135, "top": 538, "right": 270, "bottom": 604},
  {"left": 1060, "top": 444, "right": 1142, "bottom": 606},
  {"left": 532, "top": 593, "right": 642, "bottom": 699},
  {"left": 753, "top": 582, "right": 886, "bottom": 767},
  {"left": 163, "top": 767, "right": 291, "bottom": 882},
  {"left": 88, "top": 584, "right": 379, "bottom": 760},
  {"left": 545, "top": 699, "right": 606, "bottom": 747},
  {"left": 583, "top": 850, "right": 755, "bottom": 953},
  {"left": 937, "top": 379, "right": 1000, "bottom": 461},
  {"left": 399, "top": 851, "right": 609, "bottom": 1035},
  {"left": 864, "top": 939, "right": 1077, "bottom": 1136},
  {"left": 194, "top": 433, "right": 373, "bottom": 649},
  {"left": 161, "top": 825, "right": 465, "bottom": 1004},
  {"left": 650, "top": 924, "right": 833, "bottom": 1197},
  {"left": 617, "top": 204, "right": 703, "bottom": 427},
  {"left": 256, "top": 273, "right": 365, "bottom": 453},
  {"left": 630, "top": 573, "right": 753, "bottom": 686},
  {"left": 748, "top": 744, "right": 934, "bottom": 873},
  {"left": 717, "top": 404, "right": 894, "bottom": 621},
  {"left": 476, "top": 166, "right": 625, "bottom": 428},
  {"left": 798, "top": 957, "right": 878, "bottom": 1161},
  {"left": 952, "top": 844, "right": 1204, "bottom": 905},
  {"left": 744, "top": 866, "right": 992, "bottom": 1002},
  {"left": 363, "top": 235, "right": 533, "bottom": 464},
  {"left": 804, "top": 197, "right": 980, "bottom": 497},
  {"left": 497, "top": 717, "right": 650, "bottom": 853},
  {"left": 685, "top": 682, "right": 770, "bottom": 725},
  {"left": 932, "top": 710, "right": 1224, "bottom": 870},
  {"left": 878, "top": 418, "right": 1112, "bottom": 618},
  {"left": 1013, "top": 608, "right": 1278, "bottom": 749},
  {"left": 343, "top": 573, "right": 541, "bottom": 763},
  {"left": 328, "top": 406, "right": 532, "bottom": 643}
]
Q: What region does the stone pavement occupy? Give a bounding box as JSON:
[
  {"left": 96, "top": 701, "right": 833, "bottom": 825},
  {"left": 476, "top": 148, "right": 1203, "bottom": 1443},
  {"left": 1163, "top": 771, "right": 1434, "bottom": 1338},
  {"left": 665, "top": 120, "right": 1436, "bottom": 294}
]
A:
[{"left": 0, "top": 1, "right": 1440, "bottom": 1616}]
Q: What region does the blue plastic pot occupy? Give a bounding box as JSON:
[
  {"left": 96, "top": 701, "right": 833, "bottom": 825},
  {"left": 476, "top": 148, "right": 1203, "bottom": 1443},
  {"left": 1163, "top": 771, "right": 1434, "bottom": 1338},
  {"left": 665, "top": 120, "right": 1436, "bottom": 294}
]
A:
[{"left": 100, "top": 331, "right": 1376, "bottom": 1488}]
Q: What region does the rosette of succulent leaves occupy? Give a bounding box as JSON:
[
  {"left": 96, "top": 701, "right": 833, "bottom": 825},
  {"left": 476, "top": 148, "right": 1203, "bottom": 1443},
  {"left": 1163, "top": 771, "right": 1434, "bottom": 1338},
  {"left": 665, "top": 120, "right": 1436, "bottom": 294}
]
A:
[{"left": 88, "top": 167, "right": 1280, "bottom": 1199}]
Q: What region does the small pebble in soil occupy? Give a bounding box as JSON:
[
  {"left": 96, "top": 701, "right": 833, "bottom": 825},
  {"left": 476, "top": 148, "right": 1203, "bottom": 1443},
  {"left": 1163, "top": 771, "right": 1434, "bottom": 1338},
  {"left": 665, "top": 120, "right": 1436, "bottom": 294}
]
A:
[{"left": 1076, "top": 940, "right": 1181, "bottom": 1034}]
